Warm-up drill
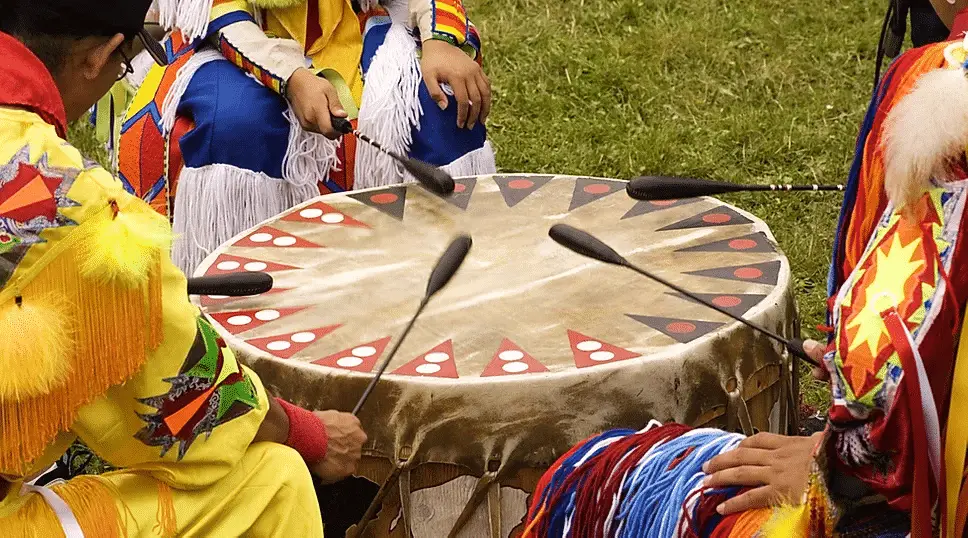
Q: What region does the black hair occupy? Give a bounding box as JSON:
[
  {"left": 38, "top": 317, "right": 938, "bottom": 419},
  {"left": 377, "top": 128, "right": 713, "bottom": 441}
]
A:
[{"left": 0, "top": 12, "right": 78, "bottom": 77}]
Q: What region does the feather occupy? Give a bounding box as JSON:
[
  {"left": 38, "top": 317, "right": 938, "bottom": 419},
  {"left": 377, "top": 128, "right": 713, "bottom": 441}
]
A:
[{"left": 0, "top": 295, "right": 72, "bottom": 401}]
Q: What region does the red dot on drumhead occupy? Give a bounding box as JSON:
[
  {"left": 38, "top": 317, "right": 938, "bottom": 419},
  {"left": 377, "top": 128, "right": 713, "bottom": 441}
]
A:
[
  {"left": 702, "top": 213, "right": 731, "bottom": 224},
  {"left": 734, "top": 267, "right": 763, "bottom": 279},
  {"left": 712, "top": 295, "right": 742, "bottom": 308},
  {"left": 728, "top": 239, "right": 757, "bottom": 250},
  {"left": 453, "top": 183, "right": 467, "bottom": 193},
  {"left": 370, "top": 193, "right": 398, "bottom": 204},
  {"left": 583, "top": 183, "right": 611, "bottom": 194},
  {"left": 666, "top": 322, "right": 697, "bottom": 334},
  {"left": 650, "top": 200, "right": 677, "bottom": 206},
  {"left": 508, "top": 179, "right": 534, "bottom": 190}
]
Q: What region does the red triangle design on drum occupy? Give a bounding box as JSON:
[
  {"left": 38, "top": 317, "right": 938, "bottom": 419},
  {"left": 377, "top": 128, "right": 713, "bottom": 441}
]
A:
[
  {"left": 208, "top": 307, "right": 308, "bottom": 335},
  {"left": 569, "top": 178, "right": 623, "bottom": 211},
  {"left": 199, "top": 287, "right": 290, "bottom": 307},
  {"left": 493, "top": 175, "right": 553, "bottom": 208},
  {"left": 204, "top": 254, "right": 301, "bottom": 276},
  {"left": 567, "top": 330, "right": 640, "bottom": 368},
  {"left": 391, "top": 340, "right": 459, "bottom": 378},
  {"left": 313, "top": 336, "right": 392, "bottom": 373},
  {"left": 233, "top": 226, "right": 324, "bottom": 249},
  {"left": 348, "top": 187, "right": 407, "bottom": 221},
  {"left": 245, "top": 324, "right": 341, "bottom": 359},
  {"left": 281, "top": 201, "right": 370, "bottom": 228},
  {"left": 480, "top": 339, "right": 549, "bottom": 377}
]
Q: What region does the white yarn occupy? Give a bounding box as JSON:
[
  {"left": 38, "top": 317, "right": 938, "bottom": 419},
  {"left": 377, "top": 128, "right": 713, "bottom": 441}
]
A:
[
  {"left": 160, "top": 50, "right": 223, "bottom": 135},
  {"left": 282, "top": 107, "right": 342, "bottom": 187},
  {"left": 157, "top": 0, "right": 215, "bottom": 41},
  {"left": 172, "top": 164, "right": 318, "bottom": 275},
  {"left": 439, "top": 140, "right": 496, "bottom": 178}
]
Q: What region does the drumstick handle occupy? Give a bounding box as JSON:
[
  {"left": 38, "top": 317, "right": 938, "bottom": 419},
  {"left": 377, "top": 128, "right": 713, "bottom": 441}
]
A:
[
  {"left": 624, "top": 263, "right": 820, "bottom": 367},
  {"left": 352, "top": 297, "right": 430, "bottom": 416}
]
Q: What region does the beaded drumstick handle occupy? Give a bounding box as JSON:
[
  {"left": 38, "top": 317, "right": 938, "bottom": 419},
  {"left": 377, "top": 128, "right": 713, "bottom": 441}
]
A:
[
  {"left": 548, "top": 224, "right": 820, "bottom": 368},
  {"left": 626, "top": 176, "right": 844, "bottom": 201},
  {"left": 331, "top": 117, "right": 456, "bottom": 196},
  {"left": 352, "top": 235, "right": 473, "bottom": 416}
]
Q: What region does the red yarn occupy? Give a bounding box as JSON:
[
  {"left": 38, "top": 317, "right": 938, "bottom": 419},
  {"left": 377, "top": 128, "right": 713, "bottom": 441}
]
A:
[{"left": 275, "top": 398, "right": 328, "bottom": 464}]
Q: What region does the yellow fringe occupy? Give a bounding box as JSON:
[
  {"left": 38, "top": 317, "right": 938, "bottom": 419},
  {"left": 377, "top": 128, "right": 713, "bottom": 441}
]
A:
[
  {"left": 0, "top": 294, "right": 73, "bottom": 401},
  {"left": 0, "top": 476, "right": 127, "bottom": 538},
  {"left": 0, "top": 219, "right": 166, "bottom": 473},
  {"left": 153, "top": 481, "right": 176, "bottom": 538}
]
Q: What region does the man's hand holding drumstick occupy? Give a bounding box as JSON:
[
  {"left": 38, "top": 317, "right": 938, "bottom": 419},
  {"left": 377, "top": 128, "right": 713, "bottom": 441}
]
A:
[{"left": 701, "top": 339, "right": 828, "bottom": 515}]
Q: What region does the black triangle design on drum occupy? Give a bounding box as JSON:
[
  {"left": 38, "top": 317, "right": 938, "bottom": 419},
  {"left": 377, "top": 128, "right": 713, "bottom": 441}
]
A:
[
  {"left": 664, "top": 292, "right": 768, "bottom": 317},
  {"left": 348, "top": 186, "right": 407, "bottom": 220},
  {"left": 568, "top": 178, "right": 624, "bottom": 211},
  {"left": 685, "top": 260, "right": 782, "bottom": 286},
  {"left": 620, "top": 199, "right": 699, "bottom": 220},
  {"left": 626, "top": 315, "right": 724, "bottom": 344},
  {"left": 657, "top": 206, "right": 754, "bottom": 231},
  {"left": 493, "top": 175, "right": 553, "bottom": 208},
  {"left": 439, "top": 177, "right": 477, "bottom": 210},
  {"left": 675, "top": 232, "right": 776, "bottom": 254}
]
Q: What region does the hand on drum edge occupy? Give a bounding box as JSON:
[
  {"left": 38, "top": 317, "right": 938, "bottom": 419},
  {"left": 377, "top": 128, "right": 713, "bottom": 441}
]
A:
[
  {"left": 701, "top": 431, "right": 823, "bottom": 515},
  {"left": 803, "top": 339, "right": 829, "bottom": 382},
  {"left": 286, "top": 68, "right": 347, "bottom": 139},
  {"left": 310, "top": 410, "right": 368, "bottom": 484},
  {"left": 420, "top": 39, "right": 491, "bottom": 130}
]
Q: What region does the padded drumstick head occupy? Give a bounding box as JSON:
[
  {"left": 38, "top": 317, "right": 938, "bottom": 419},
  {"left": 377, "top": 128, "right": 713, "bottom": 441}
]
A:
[
  {"left": 332, "top": 117, "right": 354, "bottom": 135},
  {"left": 549, "top": 224, "right": 628, "bottom": 267},
  {"left": 187, "top": 272, "right": 274, "bottom": 297},
  {"left": 626, "top": 176, "right": 748, "bottom": 201},
  {"left": 402, "top": 158, "right": 457, "bottom": 196},
  {"left": 425, "top": 235, "right": 473, "bottom": 298}
]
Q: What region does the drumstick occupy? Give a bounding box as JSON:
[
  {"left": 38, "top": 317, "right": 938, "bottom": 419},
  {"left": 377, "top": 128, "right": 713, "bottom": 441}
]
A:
[
  {"left": 626, "top": 176, "right": 844, "bottom": 201},
  {"left": 332, "top": 117, "right": 456, "bottom": 196},
  {"left": 548, "top": 224, "right": 820, "bottom": 368},
  {"left": 352, "top": 235, "right": 473, "bottom": 415},
  {"left": 186, "top": 272, "right": 274, "bottom": 297}
]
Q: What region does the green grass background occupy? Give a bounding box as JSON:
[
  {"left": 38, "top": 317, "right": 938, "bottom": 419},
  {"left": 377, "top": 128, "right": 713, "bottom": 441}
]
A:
[{"left": 69, "top": 0, "right": 885, "bottom": 409}]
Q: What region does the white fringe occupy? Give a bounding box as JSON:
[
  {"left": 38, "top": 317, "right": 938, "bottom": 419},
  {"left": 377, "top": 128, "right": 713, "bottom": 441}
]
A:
[
  {"left": 282, "top": 108, "right": 342, "bottom": 187},
  {"left": 354, "top": 22, "right": 423, "bottom": 189},
  {"left": 884, "top": 67, "right": 968, "bottom": 209},
  {"left": 172, "top": 164, "right": 319, "bottom": 275},
  {"left": 157, "top": 0, "right": 214, "bottom": 41},
  {"left": 125, "top": 49, "right": 156, "bottom": 91},
  {"left": 440, "top": 140, "right": 497, "bottom": 177},
  {"left": 160, "top": 50, "right": 222, "bottom": 135}
]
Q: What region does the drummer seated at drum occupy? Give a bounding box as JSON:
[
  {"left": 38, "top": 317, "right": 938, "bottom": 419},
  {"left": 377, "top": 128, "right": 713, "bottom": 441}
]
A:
[{"left": 0, "top": 2, "right": 363, "bottom": 535}]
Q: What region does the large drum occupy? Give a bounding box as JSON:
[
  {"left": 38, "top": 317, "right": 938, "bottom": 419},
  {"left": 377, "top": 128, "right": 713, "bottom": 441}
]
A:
[{"left": 194, "top": 174, "right": 798, "bottom": 537}]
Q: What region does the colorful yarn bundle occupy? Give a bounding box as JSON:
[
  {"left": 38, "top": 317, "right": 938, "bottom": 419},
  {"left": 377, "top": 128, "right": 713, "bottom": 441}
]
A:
[{"left": 523, "top": 423, "right": 774, "bottom": 538}]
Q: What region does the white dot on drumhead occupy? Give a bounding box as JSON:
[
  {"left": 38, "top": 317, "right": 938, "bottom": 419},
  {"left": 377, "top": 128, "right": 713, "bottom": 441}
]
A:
[
  {"left": 255, "top": 309, "right": 280, "bottom": 321},
  {"left": 499, "top": 350, "right": 525, "bottom": 362},
  {"left": 250, "top": 233, "right": 273, "bottom": 243},
  {"left": 424, "top": 352, "right": 450, "bottom": 363},
  {"left": 291, "top": 332, "right": 316, "bottom": 343},
  {"left": 244, "top": 262, "right": 268, "bottom": 271},
  {"left": 353, "top": 346, "right": 377, "bottom": 358},
  {"left": 217, "top": 261, "right": 241, "bottom": 271},
  {"left": 576, "top": 340, "right": 602, "bottom": 352},
  {"left": 322, "top": 213, "right": 345, "bottom": 224},
  {"left": 590, "top": 351, "right": 615, "bottom": 362},
  {"left": 267, "top": 341, "right": 291, "bottom": 351},
  {"left": 415, "top": 363, "right": 441, "bottom": 375},
  {"left": 300, "top": 208, "right": 324, "bottom": 219},
  {"left": 337, "top": 356, "right": 364, "bottom": 368},
  {"left": 227, "top": 315, "right": 252, "bottom": 326},
  {"left": 502, "top": 362, "right": 529, "bottom": 373},
  {"left": 273, "top": 236, "right": 297, "bottom": 247}
]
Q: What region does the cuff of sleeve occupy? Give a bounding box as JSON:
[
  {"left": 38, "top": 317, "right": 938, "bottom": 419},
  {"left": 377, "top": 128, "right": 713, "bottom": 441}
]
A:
[{"left": 276, "top": 398, "right": 328, "bottom": 464}]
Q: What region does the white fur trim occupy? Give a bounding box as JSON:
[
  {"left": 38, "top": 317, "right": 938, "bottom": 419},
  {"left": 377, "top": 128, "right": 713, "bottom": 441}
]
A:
[
  {"left": 282, "top": 108, "right": 342, "bottom": 187},
  {"left": 158, "top": 0, "right": 214, "bottom": 40},
  {"left": 439, "top": 140, "right": 497, "bottom": 178},
  {"left": 354, "top": 23, "right": 422, "bottom": 189},
  {"left": 173, "top": 164, "right": 318, "bottom": 275},
  {"left": 883, "top": 67, "right": 968, "bottom": 208},
  {"left": 160, "top": 50, "right": 222, "bottom": 135}
]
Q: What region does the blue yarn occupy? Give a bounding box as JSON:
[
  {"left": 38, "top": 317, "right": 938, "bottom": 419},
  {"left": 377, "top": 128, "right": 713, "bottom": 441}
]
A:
[{"left": 616, "top": 429, "right": 743, "bottom": 538}]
